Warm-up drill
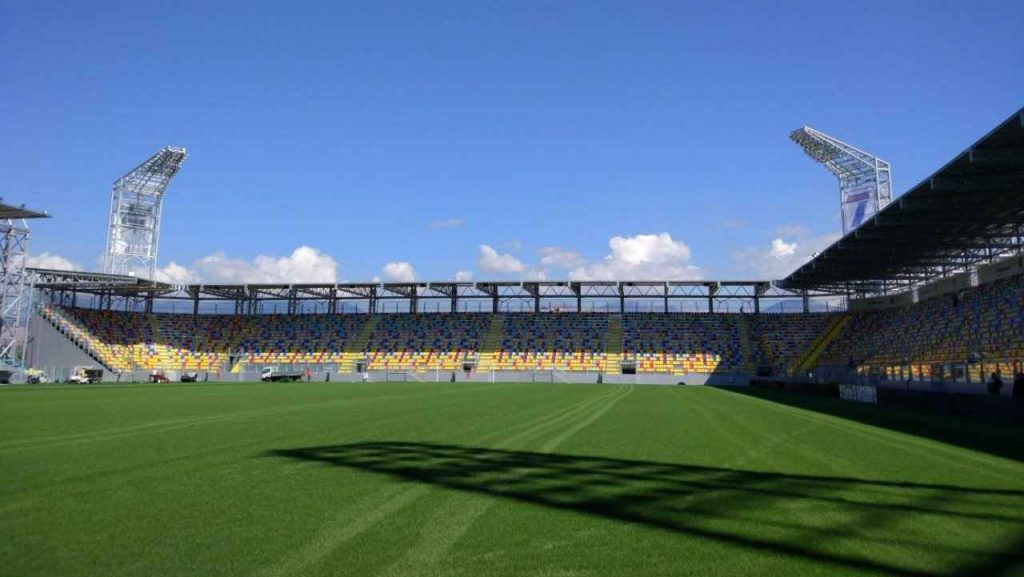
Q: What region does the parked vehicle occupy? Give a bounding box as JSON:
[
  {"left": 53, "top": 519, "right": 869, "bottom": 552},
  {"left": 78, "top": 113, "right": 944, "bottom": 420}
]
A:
[
  {"left": 261, "top": 367, "right": 303, "bottom": 382},
  {"left": 69, "top": 366, "right": 103, "bottom": 384}
]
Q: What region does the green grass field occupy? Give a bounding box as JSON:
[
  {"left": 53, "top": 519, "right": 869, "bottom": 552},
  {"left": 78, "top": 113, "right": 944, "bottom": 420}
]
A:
[{"left": 2, "top": 381, "right": 1023, "bottom": 577}]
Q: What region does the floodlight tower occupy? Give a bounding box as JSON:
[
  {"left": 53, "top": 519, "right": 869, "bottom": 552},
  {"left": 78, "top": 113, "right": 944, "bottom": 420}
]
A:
[
  {"left": 103, "top": 147, "right": 187, "bottom": 278},
  {"left": 790, "top": 127, "right": 892, "bottom": 235},
  {"left": 0, "top": 201, "right": 50, "bottom": 369}
]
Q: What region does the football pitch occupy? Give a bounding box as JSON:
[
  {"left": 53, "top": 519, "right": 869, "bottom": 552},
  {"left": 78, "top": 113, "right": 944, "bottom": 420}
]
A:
[{"left": 2, "top": 381, "right": 1023, "bottom": 577}]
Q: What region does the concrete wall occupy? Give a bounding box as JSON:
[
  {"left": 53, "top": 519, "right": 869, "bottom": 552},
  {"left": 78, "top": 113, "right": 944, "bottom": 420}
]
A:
[
  {"left": 226, "top": 369, "right": 749, "bottom": 386},
  {"left": 848, "top": 290, "right": 915, "bottom": 312},
  {"left": 26, "top": 312, "right": 110, "bottom": 381},
  {"left": 978, "top": 254, "right": 1024, "bottom": 284},
  {"left": 916, "top": 271, "right": 973, "bottom": 303}
]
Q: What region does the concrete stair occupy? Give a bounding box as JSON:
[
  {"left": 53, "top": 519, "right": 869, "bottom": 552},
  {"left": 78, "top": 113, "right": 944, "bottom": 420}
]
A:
[
  {"left": 339, "top": 316, "right": 378, "bottom": 373},
  {"left": 228, "top": 320, "right": 260, "bottom": 373},
  {"left": 475, "top": 316, "right": 505, "bottom": 372},
  {"left": 736, "top": 314, "right": 755, "bottom": 376},
  {"left": 794, "top": 314, "right": 851, "bottom": 375},
  {"left": 604, "top": 314, "right": 623, "bottom": 374}
]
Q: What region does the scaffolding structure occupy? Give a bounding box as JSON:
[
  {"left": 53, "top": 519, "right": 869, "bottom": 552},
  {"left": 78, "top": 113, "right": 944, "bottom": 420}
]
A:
[
  {"left": 790, "top": 127, "right": 892, "bottom": 235},
  {"left": 103, "top": 146, "right": 187, "bottom": 279},
  {"left": 0, "top": 202, "right": 50, "bottom": 368}
]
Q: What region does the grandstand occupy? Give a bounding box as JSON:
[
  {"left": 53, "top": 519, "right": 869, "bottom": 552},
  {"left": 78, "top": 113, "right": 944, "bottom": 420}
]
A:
[
  {"left": 28, "top": 264, "right": 1023, "bottom": 388},
  {"left": 818, "top": 272, "right": 1024, "bottom": 383},
  {"left": 19, "top": 107, "right": 1024, "bottom": 391},
  {"left": 32, "top": 264, "right": 1021, "bottom": 387}
]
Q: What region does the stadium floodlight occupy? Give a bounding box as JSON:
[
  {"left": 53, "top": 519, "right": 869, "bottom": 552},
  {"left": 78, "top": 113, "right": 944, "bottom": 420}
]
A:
[
  {"left": 103, "top": 147, "right": 187, "bottom": 279},
  {"left": 790, "top": 127, "right": 892, "bottom": 235},
  {"left": 0, "top": 202, "right": 50, "bottom": 369}
]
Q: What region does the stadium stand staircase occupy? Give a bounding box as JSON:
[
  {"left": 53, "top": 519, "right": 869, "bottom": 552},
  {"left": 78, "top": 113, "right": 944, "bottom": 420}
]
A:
[
  {"left": 475, "top": 316, "right": 505, "bottom": 373},
  {"left": 339, "top": 316, "right": 377, "bottom": 373},
  {"left": 794, "top": 314, "right": 851, "bottom": 374},
  {"left": 36, "top": 306, "right": 115, "bottom": 372},
  {"left": 604, "top": 314, "right": 622, "bottom": 374},
  {"left": 736, "top": 314, "right": 754, "bottom": 376},
  {"left": 146, "top": 315, "right": 168, "bottom": 368}
]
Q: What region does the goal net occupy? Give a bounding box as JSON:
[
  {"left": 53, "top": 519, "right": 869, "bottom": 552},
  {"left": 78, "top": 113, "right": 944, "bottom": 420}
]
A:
[
  {"left": 531, "top": 371, "right": 554, "bottom": 383},
  {"left": 385, "top": 371, "right": 409, "bottom": 382}
]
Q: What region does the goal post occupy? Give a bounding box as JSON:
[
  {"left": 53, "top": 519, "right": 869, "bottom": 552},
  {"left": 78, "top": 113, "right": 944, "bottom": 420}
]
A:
[{"left": 531, "top": 371, "right": 554, "bottom": 383}]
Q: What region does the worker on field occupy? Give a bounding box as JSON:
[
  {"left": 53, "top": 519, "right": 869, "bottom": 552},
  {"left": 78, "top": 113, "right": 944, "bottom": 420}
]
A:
[{"left": 987, "top": 372, "right": 1003, "bottom": 396}]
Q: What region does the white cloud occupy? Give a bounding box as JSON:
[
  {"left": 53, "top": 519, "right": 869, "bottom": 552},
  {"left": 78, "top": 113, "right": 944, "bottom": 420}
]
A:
[
  {"left": 454, "top": 269, "right": 473, "bottom": 282},
  {"left": 478, "top": 244, "right": 527, "bottom": 274},
  {"left": 429, "top": 218, "right": 464, "bottom": 229},
  {"left": 733, "top": 233, "right": 840, "bottom": 279},
  {"left": 523, "top": 267, "right": 548, "bottom": 281},
  {"left": 381, "top": 261, "right": 416, "bottom": 282},
  {"left": 25, "top": 252, "right": 81, "bottom": 271},
  {"left": 538, "top": 247, "right": 583, "bottom": 269},
  {"left": 152, "top": 262, "right": 201, "bottom": 284},
  {"left": 193, "top": 246, "right": 338, "bottom": 284},
  {"left": 470, "top": 233, "right": 701, "bottom": 281},
  {"left": 768, "top": 238, "right": 797, "bottom": 259},
  {"left": 568, "top": 233, "right": 701, "bottom": 281}
]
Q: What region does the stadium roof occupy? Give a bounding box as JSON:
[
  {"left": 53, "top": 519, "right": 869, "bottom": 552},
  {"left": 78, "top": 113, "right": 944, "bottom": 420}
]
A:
[
  {"left": 30, "top": 276, "right": 842, "bottom": 314},
  {"left": 0, "top": 202, "right": 49, "bottom": 220},
  {"left": 782, "top": 108, "right": 1024, "bottom": 295},
  {"left": 28, "top": 268, "right": 171, "bottom": 293}
]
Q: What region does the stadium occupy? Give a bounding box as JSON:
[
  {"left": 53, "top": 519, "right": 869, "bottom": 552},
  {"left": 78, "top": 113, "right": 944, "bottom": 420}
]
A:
[
  {"left": 3, "top": 4, "right": 1024, "bottom": 574},
  {"left": 15, "top": 111, "right": 1024, "bottom": 390},
  {"left": 2, "top": 107, "right": 1022, "bottom": 576}
]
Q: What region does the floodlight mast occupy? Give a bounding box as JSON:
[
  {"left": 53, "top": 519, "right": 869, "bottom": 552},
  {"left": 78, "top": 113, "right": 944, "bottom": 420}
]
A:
[
  {"left": 0, "top": 203, "right": 49, "bottom": 369},
  {"left": 790, "top": 127, "right": 892, "bottom": 235},
  {"left": 103, "top": 147, "right": 187, "bottom": 279}
]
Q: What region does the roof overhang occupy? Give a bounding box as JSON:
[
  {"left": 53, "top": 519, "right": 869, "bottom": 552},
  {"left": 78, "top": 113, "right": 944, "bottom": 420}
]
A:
[
  {"left": 781, "top": 108, "right": 1024, "bottom": 295},
  {"left": 0, "top": 202, "right": 49, "bottom": 220}
]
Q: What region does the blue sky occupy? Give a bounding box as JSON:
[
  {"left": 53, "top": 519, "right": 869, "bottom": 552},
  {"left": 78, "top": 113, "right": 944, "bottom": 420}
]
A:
[{"left": 4, "top": 1, "right": 1022, "bottom": 283}]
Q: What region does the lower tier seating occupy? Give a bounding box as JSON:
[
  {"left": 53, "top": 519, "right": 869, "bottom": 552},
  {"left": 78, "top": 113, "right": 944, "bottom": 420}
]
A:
[
  {"left": 749, "top": 313, "right": 837, "bottom": 375},
  {"left": 622, "top": 314, "right": 744, "bottom": 374},
  {"left": 365, "top": 314, "right": 490, "bottom": 371},
  {"left": 495, "top": 314, "right": 608, "bottom": 371},
  {"left": 820, "top": 274, "right": 1024, "bottom": 380}
]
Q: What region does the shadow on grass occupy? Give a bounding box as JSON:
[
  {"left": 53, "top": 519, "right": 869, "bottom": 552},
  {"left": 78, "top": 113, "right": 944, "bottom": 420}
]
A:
[
  {"left": 268, "top": 441, "right": 1024, "bottom": 577},
  {"left": 726, "top": 387, "right": 1024, "bottom": 463}
]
